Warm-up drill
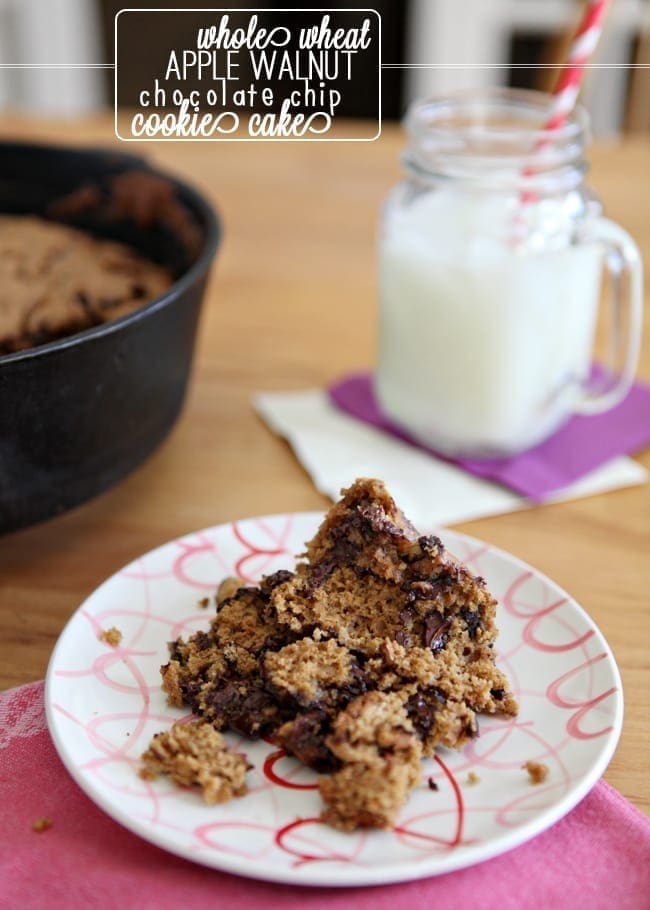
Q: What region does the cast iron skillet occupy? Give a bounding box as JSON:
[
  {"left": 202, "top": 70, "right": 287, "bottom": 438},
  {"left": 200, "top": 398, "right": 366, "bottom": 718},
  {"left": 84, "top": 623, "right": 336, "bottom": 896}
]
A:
[{"left": 0, "top": 142, "right": 221, "bottom": 534}]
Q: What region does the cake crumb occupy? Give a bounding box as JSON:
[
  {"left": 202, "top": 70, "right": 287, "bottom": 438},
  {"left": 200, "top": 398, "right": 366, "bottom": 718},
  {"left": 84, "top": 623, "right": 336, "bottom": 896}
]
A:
[
  {"left": 32, "top": 817, "right": 52, "bottom": 833},
  {"left": 140, "top": 721, "right": 249, "bottom": 804},
  {"left": 318, "top": 691, "right": 422, "bottom": 831},
  {"left": 523, "top": 761, "right": 549, "bottom": 784},
  {"left": 98, "top": 627, "right": 122, "bottom": 647},
  {"left": 427, "top": 776, "right": 439, "bottom": 791},
  {"left": 466, "top": 771, "right": 480, "bottom": 786},
  {"left": 198, "top": 597, "right": 210, "bottom": 609}
]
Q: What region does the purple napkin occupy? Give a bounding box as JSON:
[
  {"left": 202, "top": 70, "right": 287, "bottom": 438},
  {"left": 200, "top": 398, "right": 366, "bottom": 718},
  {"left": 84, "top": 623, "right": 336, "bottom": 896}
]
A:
[{"left": 328, "top": 370, "right": 650, "bottom": 502}]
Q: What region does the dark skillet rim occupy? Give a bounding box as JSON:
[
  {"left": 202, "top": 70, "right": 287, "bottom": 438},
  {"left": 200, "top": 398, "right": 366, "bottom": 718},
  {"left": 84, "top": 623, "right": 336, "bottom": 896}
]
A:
[{"left": 0, "top": 141, "right": 221, "bottom": 365}]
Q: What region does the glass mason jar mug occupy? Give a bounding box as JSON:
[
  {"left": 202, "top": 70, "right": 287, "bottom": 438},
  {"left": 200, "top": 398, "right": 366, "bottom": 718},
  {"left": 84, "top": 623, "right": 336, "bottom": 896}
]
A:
[{"left": 376, "top": 89, "right": 643, "bottom": 458}]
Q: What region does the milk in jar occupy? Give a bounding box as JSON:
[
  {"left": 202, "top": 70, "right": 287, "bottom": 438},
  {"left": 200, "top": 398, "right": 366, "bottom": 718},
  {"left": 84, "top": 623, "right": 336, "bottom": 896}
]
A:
[{"left": 375, "top": 90, "right": 642, "bottom": 457}]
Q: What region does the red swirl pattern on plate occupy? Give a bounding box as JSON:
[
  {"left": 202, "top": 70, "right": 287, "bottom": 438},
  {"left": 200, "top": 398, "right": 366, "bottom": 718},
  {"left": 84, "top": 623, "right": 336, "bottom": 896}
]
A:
[
  {"left": 263, "top": 749, "right": 320, "bottom": 790},
  {"left": 46, "top": 516, "right": 622, "bottom": 886}
]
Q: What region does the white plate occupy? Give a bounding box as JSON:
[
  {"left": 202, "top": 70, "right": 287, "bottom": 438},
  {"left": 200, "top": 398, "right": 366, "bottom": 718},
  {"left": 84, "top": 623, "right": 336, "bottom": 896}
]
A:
[{"left": 46, "top": 514, "right": 623, "bottom": 887}]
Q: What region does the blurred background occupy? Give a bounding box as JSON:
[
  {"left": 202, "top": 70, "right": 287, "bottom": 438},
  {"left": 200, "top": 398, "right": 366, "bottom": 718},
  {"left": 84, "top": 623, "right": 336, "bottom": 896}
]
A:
[{"left": 0, "top": 0, "right": 648, "bottom": 134}]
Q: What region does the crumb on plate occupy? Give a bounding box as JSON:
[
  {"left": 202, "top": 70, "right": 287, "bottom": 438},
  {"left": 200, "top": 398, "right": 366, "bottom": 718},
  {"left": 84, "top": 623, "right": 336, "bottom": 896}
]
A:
[
  {"left": 32, "top": 817, "right": 52, "bottom": 833},
  {"left": 98, "top": 627, "right": 122, "bottom": 647},
  {"left": 466, "top": 771, "right": 480, "bottom": 786},
  {"left": 139, "top": 720, "right": 249, "bottom": 805},
  {"left": 523, "top": 760, "right": 549, "bottom": 784}
]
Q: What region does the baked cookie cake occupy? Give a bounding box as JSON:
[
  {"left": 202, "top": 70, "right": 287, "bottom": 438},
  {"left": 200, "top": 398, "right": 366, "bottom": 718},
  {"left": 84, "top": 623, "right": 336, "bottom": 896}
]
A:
[
  {"left": 0, "top": 215, "right": 171, "bottom": 355},
  {"left": 145, "top": 478, "right": 518, "bottom": 831}
]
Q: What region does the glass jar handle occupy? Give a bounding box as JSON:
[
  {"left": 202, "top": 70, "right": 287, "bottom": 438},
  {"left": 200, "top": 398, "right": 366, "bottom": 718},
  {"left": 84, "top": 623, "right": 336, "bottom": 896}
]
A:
[{"left": 575, "top": 218, "right": 643, "bottom": 415}]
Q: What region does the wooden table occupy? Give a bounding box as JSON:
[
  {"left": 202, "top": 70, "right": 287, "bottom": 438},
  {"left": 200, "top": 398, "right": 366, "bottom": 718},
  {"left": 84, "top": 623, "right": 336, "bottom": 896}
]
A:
[{"left": 1, "top": 116, "right": 648, "bottom": 815}]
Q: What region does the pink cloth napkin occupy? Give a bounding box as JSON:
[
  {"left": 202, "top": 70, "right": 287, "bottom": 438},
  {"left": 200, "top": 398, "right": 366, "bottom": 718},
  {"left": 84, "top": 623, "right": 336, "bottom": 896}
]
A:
[
  {"left": 328, "top": 370, "right": 650, "bottom": 501},
  {"left": 2, "top": 681, "right": 649, "bottom": 909}
]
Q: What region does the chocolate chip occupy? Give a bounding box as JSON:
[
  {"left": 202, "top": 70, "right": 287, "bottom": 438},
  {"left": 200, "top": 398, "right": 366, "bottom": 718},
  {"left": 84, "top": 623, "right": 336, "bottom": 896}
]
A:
[
  {"left": 192, "top": 630, "right": 212, "bottom": 651},
  {"left": 167, "top": 640, "right": 181, "bottom": 660},
  {"left": 423, "top": 612, "right": 451, "bottom": 652},
  {"left": 427, "top": 777, "right": 439, "bottom": 791},
  {"left": 349, "top": 648, "right": 368, "bottom": 667},
  {"left": 491, "top": 687, "right": 505, "bottom": 701},
  {"left": 408, "top": 575, "right": 455, "bottom": 601},
  {"left": 418, "top": 535, "right": 444, "bottom": 554},
  {"left": 276, "top": 710, "right": 340, "bottom": 773},
  {"left": 305, "top": 558, "right": 338, "bottom": 592},
  {"left": 261, "top": 631, "right": 294, "bottom": 653},
  {"left": 347, "top": 663, "right": 369, "bottom": 698},
  {"left": 179, "top": 679, "right": 202, "bottom": 710},
  {"left": 396, "top": 605, "right": 416, "bottom": 647},
  {"left": 459, "top": 607, "right": 481, "bottom": 639},
  {"left": 405, "top": 692, "right": 435, "bottom": 735},
  {"left": 260, "top": 570, "right": 294, "bottom": 593},
  {"left": 395, "top": 629, "right": 411, "bottom": 648},
  {"left": 203, "top": 678, "right": 286, "bottom": 737},
  {"left": 398, "top": 605, "right": 415, "bottom": 622},
  {"left": 405, "top": 688, "right": 446, "bottom": 736},
  {"left": 358, "top": 501, "right": 401, "bottom": 536}
]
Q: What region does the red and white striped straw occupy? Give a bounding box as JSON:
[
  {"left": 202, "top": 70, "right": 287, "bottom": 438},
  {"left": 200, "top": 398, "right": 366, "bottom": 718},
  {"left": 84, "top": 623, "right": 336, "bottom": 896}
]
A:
[
  {"left": 515, "top": 0, "right": 611, "bottom": 234},
  {"left": 542, "top": 0, "right": 612, "bottom": 134}
]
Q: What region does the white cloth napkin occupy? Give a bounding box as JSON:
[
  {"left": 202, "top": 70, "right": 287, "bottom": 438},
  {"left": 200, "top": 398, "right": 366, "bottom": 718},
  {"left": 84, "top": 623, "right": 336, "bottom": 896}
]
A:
[{"left": 254, "top": 389, "right": 648, "bottom": 528}]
